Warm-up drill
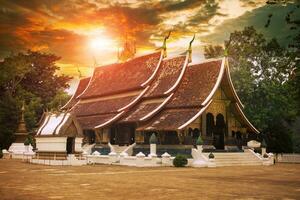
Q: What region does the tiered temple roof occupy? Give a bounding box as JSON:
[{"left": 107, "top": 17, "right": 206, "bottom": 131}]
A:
[
  {"left": 62, "top": 50, "right": 259, "bottom": 134},
  {"left": 62, "top": 77, "right": 91, "bottom": 110},
  {"left": 66, "top": 52, "right": 162, "bottom": 129},
  {"left": 36, "top": 112, "right": 83, "bottom": 137}
]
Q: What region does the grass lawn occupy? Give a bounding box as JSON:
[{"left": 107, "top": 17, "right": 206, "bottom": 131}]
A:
[{"left": 0, "top": 159, "right": 299, "bottom": 200}]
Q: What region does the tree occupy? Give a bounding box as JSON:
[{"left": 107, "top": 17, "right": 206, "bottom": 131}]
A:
[
  {"left": 264, "top": 1, "right": 300, "bottom": 112},
  {"left": 264, "top": 1, "right": 300, "bottom": 152},
  {"left": 0, "top": 51, "right": 71, "bottom": 149},
  {"left": 47, "top": 90, "right": 71, "bottom": 112},
  {"left": 204, "top": 26, "right": 298, "bottom": 153},
  {"left": 204, "top": 45, "right": 224, "bottom": 59}
]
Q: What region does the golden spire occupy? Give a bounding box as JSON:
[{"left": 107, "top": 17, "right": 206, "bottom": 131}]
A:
[
  {"left": 118, "top": 34, "right": 136, "bottom": 62},
  {"left": 16, "top": 101, "right": 27, "bottom": 134},
  {"left": 162, "top": 31, "right": 171, "bottom": 58},
  {"left": 188, "top": 34, "right": 195, "bottom": 63},
  {"left": 20, "top": 101, "right": 25, "bottom": 123},
  {"left": 77, "top": 66, "right": 82, "bottom": 79}
]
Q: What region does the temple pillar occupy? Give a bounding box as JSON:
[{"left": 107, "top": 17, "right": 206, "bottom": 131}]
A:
[
  {"left": 99, "top": 128, "right": 109, "bottom": 144},
  {"left": 201, "top": 112, "right": 206, "bottom": 136},
  {"left": 158, "top": 132, "right": 165, "bottom": 144},
  {"left": 177, "top": 131, "right": 184, "bottom": 145},
  {"left": 95, "top": 129, "right": 101, "bottom": 144},
  {"left": 135, "top": 131, "right": 144, "bottom": 144}
]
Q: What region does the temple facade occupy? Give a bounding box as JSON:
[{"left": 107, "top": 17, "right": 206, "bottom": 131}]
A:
[{"left": 58, "top": 48, "right": 259, "bottom": 152}]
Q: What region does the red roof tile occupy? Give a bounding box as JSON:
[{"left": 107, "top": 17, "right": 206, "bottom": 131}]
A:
[
  {"left": 62, "top": 77, "right": 90, "bottom": 109},
  {"left": 77, "top": 114, "right": 117, "bottom": 130},
  {"left": 120, "top": 102, "right": 161, "bottom": 123},
  {"left": 167, "top": 60, "right": 222, "bottom": 108},
  {"left": 80, "top": 52, "right": 161, "bottom": 99},
  {"left": 137, "top": 108, "right": 199, "bottom": 131},
  {"left": 144, "top": 56, "right": 185, "bottom": 98},
  {"left": 72, "top": 95, "right": 137, "bottom": 117}
]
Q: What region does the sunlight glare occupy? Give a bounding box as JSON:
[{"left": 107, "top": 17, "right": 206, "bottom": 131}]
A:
[{"left": 89, "top": 37, "right": 115, "bottom": 52}]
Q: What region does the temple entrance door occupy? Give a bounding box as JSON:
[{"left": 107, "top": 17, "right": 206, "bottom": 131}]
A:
[
  {"left": 115, "top": 124, "right": 135, "bottom": 145},
  {"left": 213, "top": 114, "right": 225, "bottom": 149},
  {"left": 206, "top": 113, "right": 214, "bottom": 137},
  {"left": 66, "top": 137, "right": 75, "bottom": 154},
  {"left": 110, "top": 127, "right": 116, "bottom": 144},
  {"left": 84, "top": 130, "right": 95, "bottom": 144}
]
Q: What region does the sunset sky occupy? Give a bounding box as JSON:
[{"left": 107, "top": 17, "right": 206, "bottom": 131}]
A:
[{"left": 0, "top": 0, "right": 299, "bottom": 93}]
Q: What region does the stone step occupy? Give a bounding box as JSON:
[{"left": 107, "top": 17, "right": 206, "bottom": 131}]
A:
[
  {"left": 216, "top": 162, "right": 262, "bottom": 167},
  {"left": 112, "top": 145, "right": 129, "bottom": 153},
  {"left": 203, "top": 153, "right": 253, "bottom": 156},
  {"left": 212, "top": 155, "right": 256, "bottom": 158},
  {"left": 214, "top": 159, "right": 259, "bottom": 162},
  {"left": 202, "top": 152, "right": 262, "bottom": 167},
  {"left": 214, "top": 159, "right": 261, "bottom": 163}
]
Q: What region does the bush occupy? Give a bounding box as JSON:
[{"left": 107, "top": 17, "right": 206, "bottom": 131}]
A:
[
  {"left": 173, "top": 154, "right": 188, "bottom": 167},
  {"left": 23, "top": 135, "right": 36, "bottom": 148},
  {"left": 24, "top": 138, "right": 30, "bottom": 146},
  {"left": 0, "top": 149, "right": 3, "bottom": 159},
  {"left": 261, "top": 139, "right": 267, "bottom": 148},
  {"left": 208, "top": 152, "right": 214, "bottom": 159},
  {"left": 263, "top": 153, "right": 269, "bottom": 158}
]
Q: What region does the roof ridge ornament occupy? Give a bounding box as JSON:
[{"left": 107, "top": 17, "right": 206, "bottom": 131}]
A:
[
  {"left": 188, "top": 34, "right": 195, "bottom": 63},
  {"left": 162, "top": 31, "right": 171, "bottom": 58}
]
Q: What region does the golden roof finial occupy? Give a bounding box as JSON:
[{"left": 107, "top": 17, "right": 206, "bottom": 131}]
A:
[
  {"left": 162, "top": 31, "right": 171, "bottom": 58},
  {"left": 188, "top": 34, "right": 196, "bottom": 63}
]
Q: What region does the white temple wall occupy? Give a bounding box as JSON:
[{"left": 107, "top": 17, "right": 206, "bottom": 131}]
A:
[
  {"left": 75, "top": 137, "right": 83, "bottom": 152},
  {"left": 36, "top": 137, "right": 67, "bottom": 152}
]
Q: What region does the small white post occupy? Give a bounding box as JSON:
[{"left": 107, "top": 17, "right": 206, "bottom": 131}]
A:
[
  {"left": 120, "top": 152, "right": 128, "bottom": 164},
  {"left": 136, "top": 152, "right": 145, "bottom": 167},
  {"left": 150, "top": 144, "right": 157, "bottom": 157},
  {"left": 161, "top": 152, "right": 171, "bottom": 166},
  {"left": 262, "top": 147, "right": 266, "bottom": 156},
  {"left": 149, "top": 133, "right": 158, "bottom": 158},
  {"left": 108, "top": 151, "right": 118, "bottom": 164}
]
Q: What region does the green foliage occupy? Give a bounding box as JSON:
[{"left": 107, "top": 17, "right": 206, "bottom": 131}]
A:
[
  {"left": 0, "top": 95, "right": 17, "bottom": 149},
  {"left": 24, "top": 138, "right": 30, "bottom": 146},
  {"left": 23, "top": 135, "right": 36, "bottom": 148},
  {"left": 204, "top": 45, "right": 224, "bottom": 58},
  {"left": 0, "top": 51, "right": 71, "bottom": 149},
  {"left": 261, "top": 139, "right": 267, "bottom": 148},
  {"left": 173, "top": 154, "right": 188, "bottom": 167},
  {"left": 149, "top": 133, "right": 157, "bottom": 144},
  {"left": 264, "top": 121, "right": 293, "bottom": 153},
  {"left": 291, "top": 118, "right": 300, "bottom": 153},
  {"left": 204, "top": 26, "right": 298, "bottom": 153},
  {"left": 47, "top": 90, "right": 71, "bottom": 111},
  {"left": 196, "top": 136, "right": 203, "bottom": 145}
]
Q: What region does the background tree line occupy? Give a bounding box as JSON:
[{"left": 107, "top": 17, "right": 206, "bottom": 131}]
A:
[
  {"left": 204, "top": 20, "right": 300, "bottom": 152},
  {"left": 0, "top": 51, "right": 71, "bottom": 150}
]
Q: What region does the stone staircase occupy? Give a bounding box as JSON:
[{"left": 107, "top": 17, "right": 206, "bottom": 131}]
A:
[
  {"left": 203, "top": 151, "right": 263, "bottom": 167},
  {"left": 82, "top": 143, "right": 96, "bottom": 155},
  {"left": 112, "top": 145, "right": 130, "bottom": 154}
]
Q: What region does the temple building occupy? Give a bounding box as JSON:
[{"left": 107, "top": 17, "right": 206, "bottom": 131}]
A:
[{"left": 54, "top": 41, "right": 259, "bottom": 155}]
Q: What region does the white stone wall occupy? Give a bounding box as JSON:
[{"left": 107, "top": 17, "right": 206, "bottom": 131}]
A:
[
  {"left": 75, "top": 137, "right": 83, "bottom": 152},
  {"left": 36, "top": 137, "right": 67, "bottom": 152}
]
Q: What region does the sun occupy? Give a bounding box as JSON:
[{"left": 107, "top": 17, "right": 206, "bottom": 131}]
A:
[{"left": 89, "top": 37, "right": 115, "bottom": 52}]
